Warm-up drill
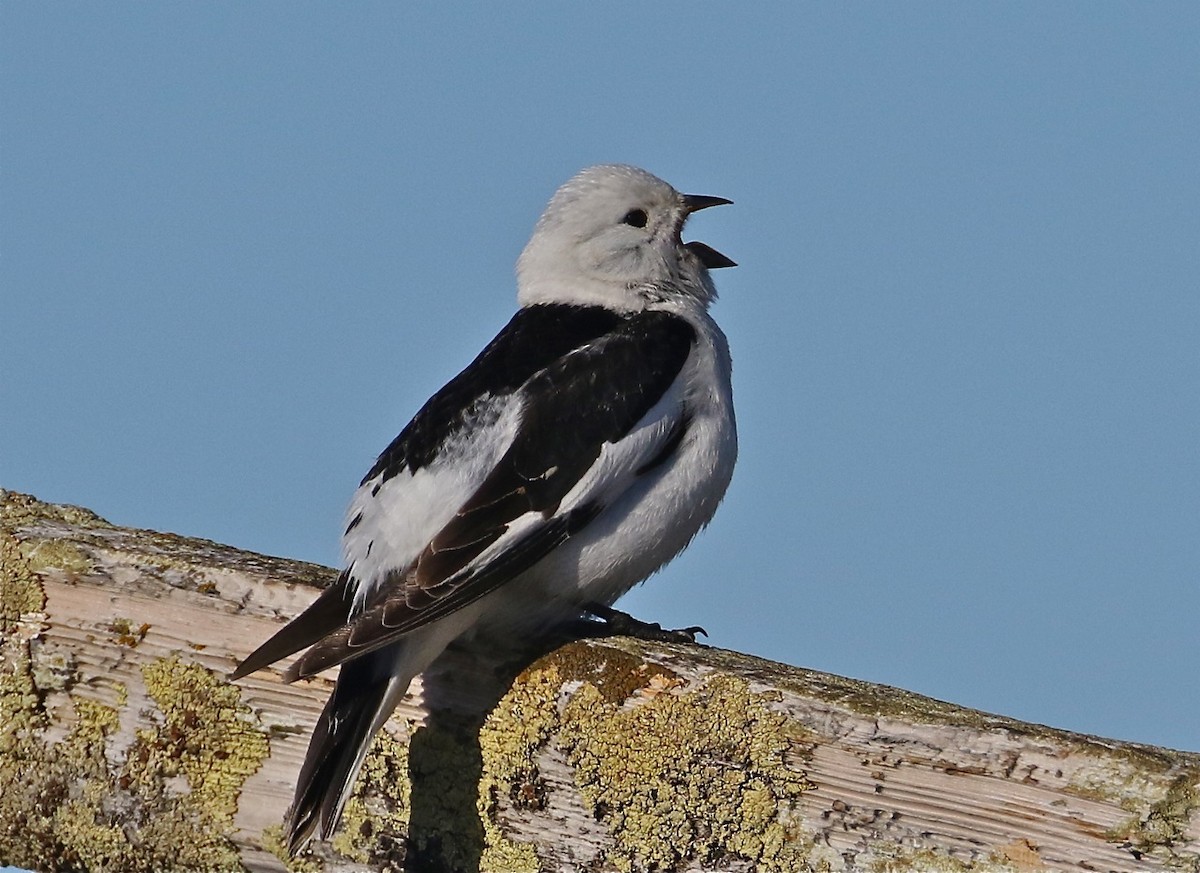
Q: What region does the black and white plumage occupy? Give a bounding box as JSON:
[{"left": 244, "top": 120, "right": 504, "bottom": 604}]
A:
[{"left": 231, "top": 164, "right": 738, "bottom": 853}]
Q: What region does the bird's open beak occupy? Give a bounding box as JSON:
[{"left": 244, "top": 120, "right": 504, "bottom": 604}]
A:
[
  {"left": 681, "top": 193, "right": 736, "bottom": 269},
  {"left": 683, "top": 194, "right": 733, "bottom": 213},
  {"left": 685, "top": 241, "right": 737, "bottom": 269}
]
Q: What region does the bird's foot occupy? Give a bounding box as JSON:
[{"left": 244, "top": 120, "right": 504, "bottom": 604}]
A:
[{"left": 581, "top": 603, "right": 708, "bottom": 644}]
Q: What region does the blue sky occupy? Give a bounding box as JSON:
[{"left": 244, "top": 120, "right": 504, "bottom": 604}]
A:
[{"left": 2, "top": 3, "right": 1197, "bottom": 752}]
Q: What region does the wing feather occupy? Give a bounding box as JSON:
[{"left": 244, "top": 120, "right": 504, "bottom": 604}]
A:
[
  {"left": 228, "top": 572, "right": 355, "bottom": 680},
  {"left": 285, "top": 310, "right": 696, "bottom": 679},
  {"left": 339, "top": 304, "right": 627, "bottom": 614}
]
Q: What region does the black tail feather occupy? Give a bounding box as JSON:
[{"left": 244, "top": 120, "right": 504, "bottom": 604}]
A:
[{"left": 286, "top": 648, "right": 405, "bottom": 854}]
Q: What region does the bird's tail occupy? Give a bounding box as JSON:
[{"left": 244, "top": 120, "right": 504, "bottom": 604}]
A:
[{"left": 286, "top": 647, "right": 415, "bottom": 854}]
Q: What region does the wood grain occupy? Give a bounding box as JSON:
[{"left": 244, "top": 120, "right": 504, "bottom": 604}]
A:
[{"left": 2, "top": 489, "right": 1197, "bottom": 873}]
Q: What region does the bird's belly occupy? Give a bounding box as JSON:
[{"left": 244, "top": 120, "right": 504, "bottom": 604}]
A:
[{"left": 521, "top": 405, "right": 737, "bottom": 617}]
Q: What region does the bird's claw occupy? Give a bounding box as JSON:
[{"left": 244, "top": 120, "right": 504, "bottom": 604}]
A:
[{"left": 582, "top": 603, "right": 708, "bottom": 644}]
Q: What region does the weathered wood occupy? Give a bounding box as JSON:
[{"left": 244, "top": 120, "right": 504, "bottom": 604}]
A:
[{"left": 1, "top": 488, "right": 1197, "bottom": 873}]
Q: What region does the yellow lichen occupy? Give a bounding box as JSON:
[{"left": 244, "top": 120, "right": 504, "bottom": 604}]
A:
[
  {"left": 135, "top": 655, "right": 270, "bottom": 825},
  {"left": 557, "top": 672, "right": 812, "bottom": 872},
  {"left": 260, "top": 644, "right": 814, "bottom": 873},
  {"left": 477, "top": 664, "right": 565, "bottom": 872},
  {"left": 262, "top": 825, "right": 325, "bottom": 873},
  {"left": 0, "top": 491, "right": 277, "bottom": 871},
  {"left": 8, "top": 654, "right": 274, "bottom": 872},
  {"left": 6, "top": 489, "right": 1199, "bottom": 870},
  {"left": 403, "top": 718, "right": 489, "bottom": 871},
  {"left": 466, "top": 644, "right": 813, "bottom": 873},
  {"left": 21, "top": 537, "right": 94, "bottom": 577},
  {"left": 476, "top": 831, "right": 541, "bottom": 873},
  {"left": 1, "top": 527, "right": 45, "bottom": 624},
  {"left": 49, "top": 698, "right": 128, "bottom": 870},
  {"left": 331, "top": 727, "right": 412, "bottom": 867},
  {"left": 0, "top": 525, "right": 57, "bottom": 864},
  {"left": 0, "top": 627, "right": 271, "bottom": 871}
]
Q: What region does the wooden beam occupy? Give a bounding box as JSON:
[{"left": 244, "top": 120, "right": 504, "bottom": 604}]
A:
[{"left": 2, "top": 489, "right": 1197, "bottom": 872}]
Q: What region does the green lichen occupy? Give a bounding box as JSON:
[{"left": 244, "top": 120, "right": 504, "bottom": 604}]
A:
[
  {"left": 466, "top": 643, "right": 813, "bottom": 873},
  {"left": 1067, "top": 745, "right": 1185, "bottom": 813},
  {"left": 21, "top": 538, "right": 94, "bottom": 577},
  {"left": 1107, "top": 772, "right": 1200, "bottom": 870},
  {"left": 2, "top": 488, "right": 333, "bottom": 597},
  {"left": 28, "top": 648, "right": 78, "bottom": 694},
  {"left": 135, "top": 655, "right": 270, "bottom": 825},
  {"left": 692, "top": 641, "right": 1198, "bottom": 784},
  {"left": 0, "top": 488, "right": 112, "bottom": 531},
  {"left": 330, "top": 727, "right": 412, "bottom": 868},
  {"left": 476, "top": 665, "right": 564, "bottom": 872},
  {"left": 262, "top": 825, "right": 325, "bottom": 873},
  {"left": 558, "top": 671, "right": 812, "bottom": 872},
  {"left": 1, "top": 527, "right": 46, "bottom": 624}
]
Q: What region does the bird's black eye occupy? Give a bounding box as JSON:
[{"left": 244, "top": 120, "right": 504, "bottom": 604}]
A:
[{"left": 622, "top": 208, "right": 648, "bottom": 228}]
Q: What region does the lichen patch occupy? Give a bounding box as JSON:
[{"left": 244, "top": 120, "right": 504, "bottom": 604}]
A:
[
  {"left": 558, "top": 672, "right": 812, "bottom": 872},
  {"left": 477, "top": 663, "right": 565, "bottom": 872},
  {"left": 134, "top": 655, "right": 270, "bottom": 824},
  {"left": 330, "top": 726, "right": 412, "bottom": 868},
  {"left": 0, "top": 488, "right": 112, "bottom": 531},
  {"left": 0, "top": 614, "right": 270, "bottom": 873},
  {"left": 470, "top": 646, "right": 814, "bottom": 873}
]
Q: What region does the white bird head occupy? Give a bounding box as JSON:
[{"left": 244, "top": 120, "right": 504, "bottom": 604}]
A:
[{"left": 517, "top": 164, "right": 735, "bottom": 311}]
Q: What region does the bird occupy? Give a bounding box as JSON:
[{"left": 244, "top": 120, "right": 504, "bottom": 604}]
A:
[{"left": 230, "top": 163, "right": 738, "bottom": 853}]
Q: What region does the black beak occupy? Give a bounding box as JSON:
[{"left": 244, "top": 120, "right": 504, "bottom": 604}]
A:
[
  {"left": 681, "top": 193, "right": 736, "bottom": 268},
  {"left": 685, "top": 241, "right": 738, "bottom": 269},
  {"left": 682, "top": 193, "right": 733, "bottom": 213}
]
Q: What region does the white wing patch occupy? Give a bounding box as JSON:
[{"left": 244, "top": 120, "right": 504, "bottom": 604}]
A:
[{"left": 342, "top": 393, "right": 521, "bottom": 613}]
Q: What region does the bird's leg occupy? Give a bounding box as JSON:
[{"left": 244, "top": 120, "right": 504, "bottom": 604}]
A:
[{"left": 581, "top": 602, "right": 708, "bottom": 644}]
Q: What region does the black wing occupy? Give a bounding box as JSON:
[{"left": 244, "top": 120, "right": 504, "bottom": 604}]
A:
[
  {"left": 286, "top": 309, "right": 697, "bottom": 680},
  {"left": 232, "top": 303, "right": 624, "bottom": 680},
  {"left": 364, "top": 303, "right": 626, "bottom": 482}
]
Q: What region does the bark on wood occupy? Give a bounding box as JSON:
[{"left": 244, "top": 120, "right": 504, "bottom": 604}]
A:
[{"left": 1, "top": 488, "right": 1197, "bottom": 873}]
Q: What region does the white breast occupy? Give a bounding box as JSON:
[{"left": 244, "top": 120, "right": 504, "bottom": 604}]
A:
[{"left": 524, "top": 306, "right": 737, "bottom": 609}]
